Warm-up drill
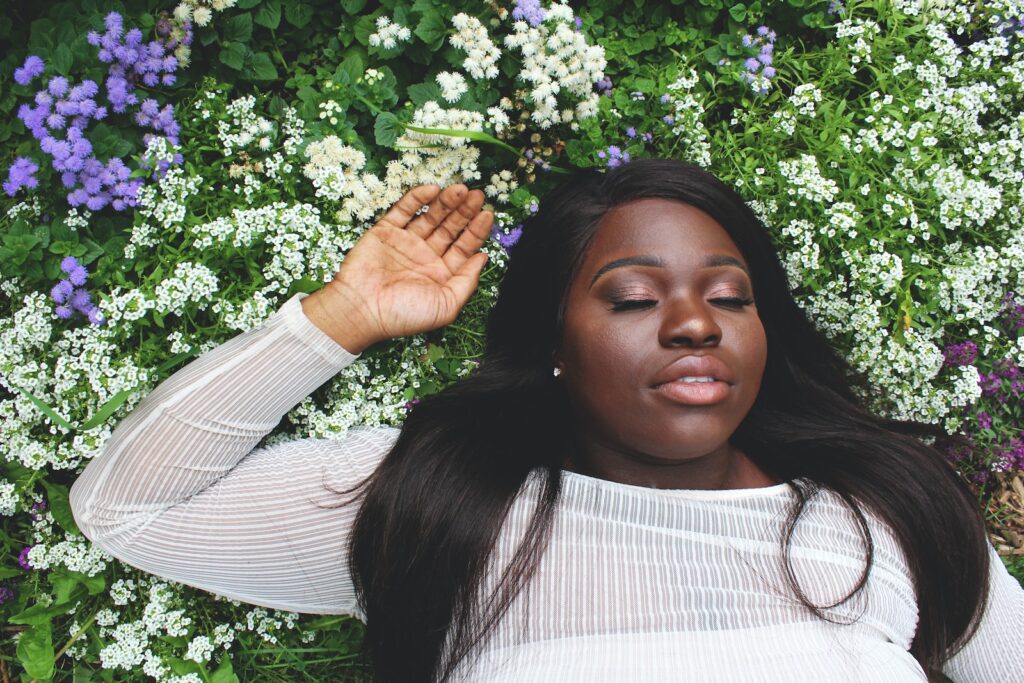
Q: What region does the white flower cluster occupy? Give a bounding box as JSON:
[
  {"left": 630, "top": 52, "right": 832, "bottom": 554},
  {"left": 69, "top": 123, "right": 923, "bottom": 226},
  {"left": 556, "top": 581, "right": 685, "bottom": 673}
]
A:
[
  {"left": 502, "top": 1, "right": 606, "bottom": 129},
  {"left": 368, "top": 15, "right": 412, "bottom": 50},
  {"left": 928, "top": 162, "right": 1003, "bottom": 231},
  {"left": 152, "top": 262, "right": 220, "bottom": 317},
  {"left": 777, "top": 154, "right": 840, "bottom": 204},
  {"left": 98, "top": 581, "right": 192, "bottom": 673},
  {"left": 450, "top": 13, "right": 502, "bottom": 79},
  {"left": 789, "top": 83, "right": 823, "bottom": 117},
  {"left": 26, "top": 531, "right": 111, "bottom": 576},
  {"left": 184, "top": 635, "right": 214, "bottom": 663},
  {"left": 0, "top": 479, "right": 18, "bottom": 515},
  {"left": 664, "top": 68, "right": 712, "bottom": 167},
  {"left": 485, "top": 169, "right": 519, "bottom": 203},
  {"left": 437, "top": 71, "right": 469, "bottom": 103},
  {"left": 109, "top": 578, "right": 139, "bottom": 605},
  {"left": 216, "top": 95, "right": 276, "bottom": 156},
  {"left": 189, "top": 202, "right": 353, "bottom": 327},
  {"left": 298, "top": 100, "right": 485, "bottom": 226},
  {"left": 286, "top": 335, "right": 433, "bottom": 437},
  {"left": 302, "top": 136, "right": 368, "bottom": 203},
  {"left": 834, "top": 18, "right": 880, "bottom": 69},
  {"left": 173, "top": 0, "right": 236, "bottom": 28}
]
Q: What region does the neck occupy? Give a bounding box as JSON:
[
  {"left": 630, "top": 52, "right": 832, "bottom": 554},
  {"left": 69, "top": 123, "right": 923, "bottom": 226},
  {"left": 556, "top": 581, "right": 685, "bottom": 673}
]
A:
[{"left": 563, "top": 439, "right": 778, "bottom": 491}]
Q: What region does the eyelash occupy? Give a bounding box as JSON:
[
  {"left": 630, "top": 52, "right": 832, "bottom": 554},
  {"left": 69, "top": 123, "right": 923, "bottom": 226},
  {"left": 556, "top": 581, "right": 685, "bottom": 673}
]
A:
[{"left": 609, "top": 297, "right": 755, "bottom": 312}]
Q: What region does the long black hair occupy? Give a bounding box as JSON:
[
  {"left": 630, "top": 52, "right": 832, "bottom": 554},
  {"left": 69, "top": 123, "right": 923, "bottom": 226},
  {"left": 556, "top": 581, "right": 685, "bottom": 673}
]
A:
[{"left": 338, "top": 158, "right": 990, "bottom": 682}]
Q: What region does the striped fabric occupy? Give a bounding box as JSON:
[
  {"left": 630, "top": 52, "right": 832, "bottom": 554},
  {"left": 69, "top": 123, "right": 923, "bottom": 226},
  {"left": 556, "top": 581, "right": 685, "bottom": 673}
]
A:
[{"left": 69, "top": 292, "right": 1024, "bottom": 682}]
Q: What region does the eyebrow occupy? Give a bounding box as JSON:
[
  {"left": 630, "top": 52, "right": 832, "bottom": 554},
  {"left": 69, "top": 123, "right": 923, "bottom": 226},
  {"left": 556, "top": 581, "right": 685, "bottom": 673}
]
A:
[{"left": 588, "top": 254, "right": 751, "bottom": 289}]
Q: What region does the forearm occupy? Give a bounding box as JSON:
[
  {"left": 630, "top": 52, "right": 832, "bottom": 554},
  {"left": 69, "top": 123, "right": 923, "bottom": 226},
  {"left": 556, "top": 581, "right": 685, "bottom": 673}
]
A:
[{"left": 69, "top": 291, "right": 359, "bottom": 542}]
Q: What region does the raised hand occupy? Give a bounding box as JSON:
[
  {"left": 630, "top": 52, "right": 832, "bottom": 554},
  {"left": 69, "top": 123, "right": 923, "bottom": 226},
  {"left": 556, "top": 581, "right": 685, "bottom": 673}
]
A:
[{"left": 301, "top": 183, "right": 494, "bottom": 353}]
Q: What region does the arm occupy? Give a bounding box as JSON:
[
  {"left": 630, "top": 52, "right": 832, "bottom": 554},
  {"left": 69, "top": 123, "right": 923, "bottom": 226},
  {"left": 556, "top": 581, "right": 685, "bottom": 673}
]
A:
[
  {"left": 69, "top": 291, "right": 396, "bottom": 617},
  {"left": 942, "top": 543, "right": 1024, "bottom": 682}
]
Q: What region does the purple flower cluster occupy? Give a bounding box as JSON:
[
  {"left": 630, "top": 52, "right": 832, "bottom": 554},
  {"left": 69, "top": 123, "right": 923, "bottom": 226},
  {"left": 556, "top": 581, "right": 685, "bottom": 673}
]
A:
[
  {"left": 17, "top": 546, "right": 33, "bottom": 571},
  {"left": 942, "top": 339, "right": 978, "bottom": 368},
  {"left": 0, "top": 584, "right": 14, "bottom": 606},
  {"left": 597, "top": 144, "right": 630, "bottom": 169},
  {"left": 10, "top": 11, "right": 187, "bottom": 212},
  {"left": 595, "top": 77, "right": 613, "bottom": 96},
  {"left": 624, "top": 126, "right": 653, "bottom": 143},
  {"left": 13, "top": 55, "right": 45, "bottom": 85},
  {"left": 523, "top": 148, "right": 551, "bottom": 172},
  {"left": 50, "top": 256, "right": 106, "bottom": 325},
  {"left": 827, "top": 0, "right": 845, "bottom": 15},
  {"left": 999, "top": 292, "right": 1024, "bottom": 331},
  {"left": 740, "top": 25, "right": 777, "bottom": 95},
  {"left": 979, "top": 356, "right": 1023, "bottom": 402},
  {"left": 3, "top": 157, "right": 40, "bottom": 196},
  {"left": 511, "top": 0, "right": 547, "bottom": 27},
  {"left": 491, "top": 224, "right": 524, "bottom": 252},
  {"left": 88, "top": 12, "right": 179, "bottom": 94}
]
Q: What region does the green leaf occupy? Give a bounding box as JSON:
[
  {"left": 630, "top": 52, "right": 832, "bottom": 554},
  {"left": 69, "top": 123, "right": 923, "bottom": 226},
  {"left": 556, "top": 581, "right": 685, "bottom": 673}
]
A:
[
  {"left": 80, "top": 389, "right": 132, "bottom": 431},
  {"left": 223, "top": 13, "right": 253, "bottom": 43},
  {"left": 219, "top": 42, "right": 247, "bottom": 70},
  {"left": 338, "top": 54, "right": 365, "bottom": 86},
  {"left": 52, "top": 43, "right": 74, "bottom": 75},
  {"left": 254, "top": 0, "right": 281, "bottom": 29},
  {"left": 16, "top": 623, "right": 54, "bottom": 680},
  {"left": 0, "top": 566, "right": 22, "bottom": 579},
  {"left": 728, "top": 3, "right": 747, "bottom": 21},
  {"left": 7, "top": 383, "right": 73, "bottom": 430},
  {"left": 9, "top": 597, "right": 79, "bottom": 625},
  {"left": 407, "top": 81, "right": 442, "bottom": 107},
  {"left": 341, "top": 0, "right": 368, "bottom": 13},
  {"left": 374, "top": 112, "right": 400, "bottom": 147},
  {"left": 414, "top": 11, "right": 447, "bottom": 50},
  {"left": 235, "top": 0, "right": 261, "bottom": 8},
  {"left": 39, "top": 480, "right": 81, "bottom": 536},
  {"left": 246, "top": 52, "right": 279, "bottom": 81},
  {"left": 285, "top": 3, "right": 314, "bottom": 28},
  {"left": 210, "top": 655, "right": 240, "bottom": 683}
]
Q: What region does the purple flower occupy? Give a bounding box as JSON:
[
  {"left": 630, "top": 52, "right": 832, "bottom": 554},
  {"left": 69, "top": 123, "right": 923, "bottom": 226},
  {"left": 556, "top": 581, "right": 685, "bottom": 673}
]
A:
[
  {"left": 625, "top": 127, "right": 636, "bottom": 138},
  {"left": 14, "top": 55, "right": 45, "bottom": 86},
  {"left": 0, "top": 584, "right": 14, "bottom": 605},
  {"left": 660, "top": 94, "right": 670, "bottom": 104},
  {"left": 47, "top": 76, "right": 69, "bottom": 97},
  {"left": 943, "top": 340, "right": 978, "bottom": 367},
  {"left": 977, "top": 411, "right": 993, "bottom": 430},
  {"left": 742, "top": 34, "right": 753, "bottom": 47},
  {"left": 511, "top": 0, "right": 547, "bottom": 27},
  {"left": 60, "top": 256, "right": 80, "bottom": 273},
  {"left": 17, "top": 546, "right": 33, "bottom": 571},
  {"left": 745, "top": 57, "right": 760, "bottom": 72},
  {"left": 51, "top": 280, "right": 74, "bottom": 304},
  {"left": 758, "top": 52, "right": 773, "bottom": 66},
  {"left": 762, "top": 66, "right": 776, "bottom": 78},
  {"left": 663, "top": 115, "right": 675, "bottom": 125},
  {"left": 574, "top": 15, "right": 582, "bottom": 29},
  {"left": 491, "top": 224, "right": 524, "bottom": 252},
  {"left": 3, "top": 157, "right": 40, "bottom": 197},
  {"left": 827, "top": 0, "right": 845, "bottom": 14}
]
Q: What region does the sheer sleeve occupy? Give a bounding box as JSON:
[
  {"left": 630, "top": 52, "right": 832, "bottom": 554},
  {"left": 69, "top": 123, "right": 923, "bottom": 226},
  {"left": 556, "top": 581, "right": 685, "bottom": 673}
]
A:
[
  {"left": 942, "top": 542, "right": 1024, "bottom": 682},
  {"left": 68, "top": 291, "right": 398, "bottom": 619}
]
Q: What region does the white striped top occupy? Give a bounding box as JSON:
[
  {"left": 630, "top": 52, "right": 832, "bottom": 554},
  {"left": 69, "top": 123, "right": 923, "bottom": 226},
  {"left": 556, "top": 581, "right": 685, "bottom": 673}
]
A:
[{"left": 69, "top": 291, "right": 1024, "bottom": 682}]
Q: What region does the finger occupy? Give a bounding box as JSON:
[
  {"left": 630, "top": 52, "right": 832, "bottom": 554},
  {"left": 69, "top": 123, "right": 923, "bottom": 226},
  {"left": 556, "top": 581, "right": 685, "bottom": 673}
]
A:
[
  {"left": 377, "top": 184, "right": 442, "bottom": 231},
  {"left": 405, "top": 184, "right": 468, "bottom": 239},
  {"left": 425, "top": 189, "right": 485, "bottom": 255},
  {"left": 442, "top": 210, "right": 493, "bottom": 273},
  {"left": 446, "top": 251, "right": 489, "bottom": 312}
]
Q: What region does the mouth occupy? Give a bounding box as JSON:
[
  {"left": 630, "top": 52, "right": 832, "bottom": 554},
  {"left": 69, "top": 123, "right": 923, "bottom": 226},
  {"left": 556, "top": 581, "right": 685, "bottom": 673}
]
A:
[{"left": 653, "top": 378, "right": 731, "bottom": 406}]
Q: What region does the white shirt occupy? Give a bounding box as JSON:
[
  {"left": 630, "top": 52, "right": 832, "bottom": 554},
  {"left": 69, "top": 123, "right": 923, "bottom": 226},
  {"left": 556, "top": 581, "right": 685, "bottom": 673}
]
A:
[{"left": 69, "top": 292, "right": 1024, "bottom": 682}]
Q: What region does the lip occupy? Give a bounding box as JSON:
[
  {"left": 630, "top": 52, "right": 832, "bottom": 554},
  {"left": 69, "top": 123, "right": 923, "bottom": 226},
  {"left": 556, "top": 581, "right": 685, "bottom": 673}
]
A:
[{"left": 651, "top": 354, "right": 735, "bottom": 388}]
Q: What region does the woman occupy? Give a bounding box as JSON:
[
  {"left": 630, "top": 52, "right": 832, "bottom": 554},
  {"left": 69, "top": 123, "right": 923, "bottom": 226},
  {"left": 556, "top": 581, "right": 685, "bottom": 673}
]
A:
[{"left": 70, "top": 159, "right": 1023, "bottom": 682}]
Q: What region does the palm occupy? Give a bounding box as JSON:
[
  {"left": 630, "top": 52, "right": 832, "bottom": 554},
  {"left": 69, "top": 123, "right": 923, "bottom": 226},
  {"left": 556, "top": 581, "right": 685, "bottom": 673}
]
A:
[{"left": 330, "top": 184, "right": 494, "bottom": 341}]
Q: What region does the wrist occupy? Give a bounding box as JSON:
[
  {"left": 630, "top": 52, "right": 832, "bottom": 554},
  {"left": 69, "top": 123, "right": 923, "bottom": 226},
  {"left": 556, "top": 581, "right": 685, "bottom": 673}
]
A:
[{"left": 300, "top": 283, "right": 381, "bottom": 355}]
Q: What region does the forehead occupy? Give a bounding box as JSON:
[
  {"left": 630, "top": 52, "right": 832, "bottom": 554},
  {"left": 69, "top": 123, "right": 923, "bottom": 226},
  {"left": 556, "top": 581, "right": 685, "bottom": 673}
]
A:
[{"left": 585, "top": 198, "right": 744, "bottom": 263}]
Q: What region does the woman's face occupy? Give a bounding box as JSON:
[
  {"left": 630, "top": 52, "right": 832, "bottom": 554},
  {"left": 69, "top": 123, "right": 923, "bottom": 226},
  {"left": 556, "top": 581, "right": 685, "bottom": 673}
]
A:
[{"left": 554, "top": 198, "right": 768, "bottom": 480}]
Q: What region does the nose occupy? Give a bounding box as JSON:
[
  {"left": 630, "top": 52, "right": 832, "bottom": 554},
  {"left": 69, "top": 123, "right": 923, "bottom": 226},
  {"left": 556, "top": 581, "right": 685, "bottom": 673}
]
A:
[{"left": 658, "top": 295, "right": 722, "bottom": 347}]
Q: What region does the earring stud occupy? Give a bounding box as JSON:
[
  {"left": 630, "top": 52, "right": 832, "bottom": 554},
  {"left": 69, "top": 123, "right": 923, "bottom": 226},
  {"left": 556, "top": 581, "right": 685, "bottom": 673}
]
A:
[{"left": 553, "top": 367, "right": 562, "bottom": 377}]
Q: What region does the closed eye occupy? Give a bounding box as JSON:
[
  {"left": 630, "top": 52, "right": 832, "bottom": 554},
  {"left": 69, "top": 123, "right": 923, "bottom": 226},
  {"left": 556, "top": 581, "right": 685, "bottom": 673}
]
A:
[{"left": 610, "top": 297, "right": 754, "bottom": 312}]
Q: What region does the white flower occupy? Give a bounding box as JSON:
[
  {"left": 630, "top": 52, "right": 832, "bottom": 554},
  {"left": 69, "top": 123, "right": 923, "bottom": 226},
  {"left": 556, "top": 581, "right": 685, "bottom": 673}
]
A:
[
  {"left": 450, "top": 13, "right": 501, "bottom": 79},
  {"left": 436, "top": 71, "right": 469, "bottom": 103},
  {"left": 368, "top": 16, "right": 412, "bottom": 50},
  {"left": 192, "top": 6, "right": 212, "bottom": 26}
]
